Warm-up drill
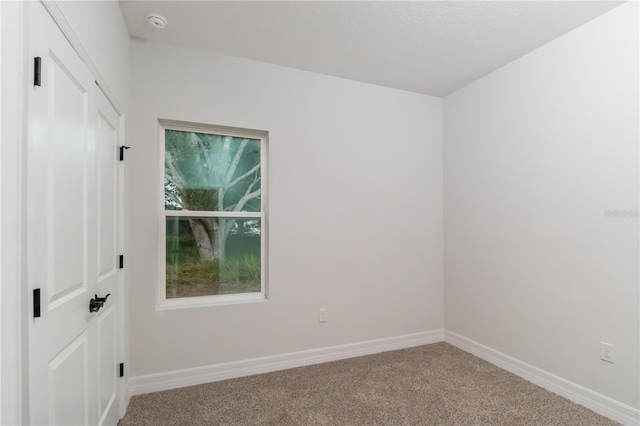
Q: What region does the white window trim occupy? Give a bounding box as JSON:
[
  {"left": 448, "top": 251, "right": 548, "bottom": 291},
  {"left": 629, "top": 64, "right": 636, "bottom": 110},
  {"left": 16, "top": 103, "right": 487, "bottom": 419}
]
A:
[{"left": 157, "top": 120, "right": 268, "bottom": 310}]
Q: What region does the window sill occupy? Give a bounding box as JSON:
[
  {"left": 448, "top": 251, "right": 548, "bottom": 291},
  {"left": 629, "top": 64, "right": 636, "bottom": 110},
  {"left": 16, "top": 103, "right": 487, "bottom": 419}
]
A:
[{"left": 157, "top": 292, "right": 268, "bottom": 310}]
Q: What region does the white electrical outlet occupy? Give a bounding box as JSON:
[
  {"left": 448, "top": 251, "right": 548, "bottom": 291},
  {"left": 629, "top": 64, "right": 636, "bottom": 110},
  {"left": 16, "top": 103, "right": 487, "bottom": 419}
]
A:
[
  {"left": 600, "top": 342, "right": 614, "bottom": 363},
  {"left": 318, "top": 308, "right": 328, "bottom": 323}
]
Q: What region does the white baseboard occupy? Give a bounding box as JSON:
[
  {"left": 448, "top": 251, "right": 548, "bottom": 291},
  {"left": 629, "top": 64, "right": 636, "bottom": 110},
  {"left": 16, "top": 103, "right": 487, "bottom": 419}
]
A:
[
  {"left": 128, "top": 329, "right": 444, "bottom": 397},
  {"left": 126, "top": 328, "right": 638, "bottom": 425},
  {"left": 445, "top": 330, "right": 640, "bottom": 426}
]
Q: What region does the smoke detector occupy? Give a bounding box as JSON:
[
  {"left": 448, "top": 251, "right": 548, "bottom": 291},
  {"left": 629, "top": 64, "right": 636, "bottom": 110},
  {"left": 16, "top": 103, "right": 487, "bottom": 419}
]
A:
[{"left": 147, "top": 13, "right": 168, "bottom": 29}]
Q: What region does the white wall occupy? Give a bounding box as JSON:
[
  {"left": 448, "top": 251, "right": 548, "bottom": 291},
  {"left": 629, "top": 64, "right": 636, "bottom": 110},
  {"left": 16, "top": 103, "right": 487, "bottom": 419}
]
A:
[
  {"left": 127, "top": 40, "right": 443, "bottom": 376},
  {"left": 444, "top": 2, "right": 639, "bottom": 409}
]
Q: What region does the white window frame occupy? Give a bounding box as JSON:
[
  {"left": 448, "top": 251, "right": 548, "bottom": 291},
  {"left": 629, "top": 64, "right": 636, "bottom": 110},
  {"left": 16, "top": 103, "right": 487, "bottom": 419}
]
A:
[{"left": 157, "top": 119, "right": 268, "bottom": 310}]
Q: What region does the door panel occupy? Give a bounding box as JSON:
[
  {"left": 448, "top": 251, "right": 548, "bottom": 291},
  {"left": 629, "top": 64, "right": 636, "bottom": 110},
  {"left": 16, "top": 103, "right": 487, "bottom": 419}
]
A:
[
  {"left": 28, "top": 4, "right": 96, "bottom": 422},
  {"left": 95, "top": 83, "right": 121, "bottom": 426},
  {"left": 97, "top": 111, "right": 117, "bottom": 280},
  {"left": 49, "top": 53, "right": 88, "bottom": 303},
  {"left": 28, "top": 2, "right": 122, "bottom": 425},
  {"left": 48, "top": 332, "right": 89, "bottom": 426},
  {"left": 97, "top": 306, "right": 117, "bottom": 425}
]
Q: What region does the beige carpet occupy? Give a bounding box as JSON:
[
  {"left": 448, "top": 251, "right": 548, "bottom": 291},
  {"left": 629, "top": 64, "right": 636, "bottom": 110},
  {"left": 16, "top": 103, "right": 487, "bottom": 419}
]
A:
[{"left": 119, "top": 342, "right": 617, "bottom": 425}]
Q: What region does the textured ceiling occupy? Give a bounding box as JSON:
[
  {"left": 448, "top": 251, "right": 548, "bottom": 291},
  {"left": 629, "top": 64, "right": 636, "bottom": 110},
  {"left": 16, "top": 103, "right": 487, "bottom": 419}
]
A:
[{"left": 120, "top": 1, "right": 622, "bottom": 97}]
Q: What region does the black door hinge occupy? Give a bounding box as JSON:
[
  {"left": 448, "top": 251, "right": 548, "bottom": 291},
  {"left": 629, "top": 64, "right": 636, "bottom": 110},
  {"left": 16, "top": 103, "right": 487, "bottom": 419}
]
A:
[
  {"left": 33, "top": 288, "right": 41, "bottom": 318},
  {"left": 34, "top": 57, "right": 42, "bottom": 87},
  {"left": 119, "top": 363, "right": 124, "bottom": 378},
  {"left": 119, "top": 146, "right": 130, "bottom": 161},
  {"left": 119, "top": 255, "right": 124, "bottom": 269}
]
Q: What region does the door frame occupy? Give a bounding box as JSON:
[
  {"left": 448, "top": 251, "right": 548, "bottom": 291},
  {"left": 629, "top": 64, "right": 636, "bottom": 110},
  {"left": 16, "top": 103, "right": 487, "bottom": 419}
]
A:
[
  {"left": 0, "top": 1, "right": 128, "bottom": 423},
  {"left": 1, "top": 1, "right": 29, "bottom": 424}
]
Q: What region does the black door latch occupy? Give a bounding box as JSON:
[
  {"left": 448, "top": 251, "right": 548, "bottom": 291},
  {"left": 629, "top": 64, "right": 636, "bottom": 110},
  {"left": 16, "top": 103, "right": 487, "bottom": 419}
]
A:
[{"left": 89, "top": 294, "right": 111, "bottom": 313}]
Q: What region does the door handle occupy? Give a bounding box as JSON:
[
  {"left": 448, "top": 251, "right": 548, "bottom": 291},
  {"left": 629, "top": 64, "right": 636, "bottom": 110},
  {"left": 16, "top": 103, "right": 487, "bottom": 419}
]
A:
[{"left": 89, "top": 294, "right": 110, "bottom": 313}]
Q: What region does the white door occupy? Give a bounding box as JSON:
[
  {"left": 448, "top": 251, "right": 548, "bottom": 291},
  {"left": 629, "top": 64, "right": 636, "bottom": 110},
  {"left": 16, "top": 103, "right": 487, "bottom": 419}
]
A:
[{"left": 27, "top": 2, "right": 122, "bottom": 425}]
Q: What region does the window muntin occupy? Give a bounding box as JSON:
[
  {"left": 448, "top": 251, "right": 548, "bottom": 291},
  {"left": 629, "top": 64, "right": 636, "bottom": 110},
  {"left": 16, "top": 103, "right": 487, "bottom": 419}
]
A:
[{"left": 160, "top": 123, "right": 266, "bottom": 307}]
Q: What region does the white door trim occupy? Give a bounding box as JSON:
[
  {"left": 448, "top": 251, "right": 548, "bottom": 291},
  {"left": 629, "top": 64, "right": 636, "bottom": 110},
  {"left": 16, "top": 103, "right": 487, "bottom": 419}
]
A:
[{"left": 1, "top": 1, "right": 28, "bottom": 424}]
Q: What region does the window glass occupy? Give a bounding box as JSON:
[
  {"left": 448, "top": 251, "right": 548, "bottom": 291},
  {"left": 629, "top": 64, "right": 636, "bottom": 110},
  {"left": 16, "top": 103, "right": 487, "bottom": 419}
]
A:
[
  {"left": 165, "top": 216, "right": 261, "bottom": 299},
  {"left": 164, "top": 129, "right": 262, "bottom": 212},
  {"left": 162, "top": 125, "right": 265, "bottom": 305}
]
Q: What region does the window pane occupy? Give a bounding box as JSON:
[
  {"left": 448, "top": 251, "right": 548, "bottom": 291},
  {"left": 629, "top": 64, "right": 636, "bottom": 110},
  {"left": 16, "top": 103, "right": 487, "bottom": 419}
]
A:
[
  {"left": 164, "top": 129, "right": 262, "bottom": 212},
  {"left": 165, "top": 216, "right": 261, "bottom": 299}
]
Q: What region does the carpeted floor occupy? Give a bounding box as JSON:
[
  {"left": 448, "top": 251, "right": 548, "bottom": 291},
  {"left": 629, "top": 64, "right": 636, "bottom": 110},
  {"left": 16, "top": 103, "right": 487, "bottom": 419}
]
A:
[{"left": 119, "top": 342, "right": 618, "bottom": 425}]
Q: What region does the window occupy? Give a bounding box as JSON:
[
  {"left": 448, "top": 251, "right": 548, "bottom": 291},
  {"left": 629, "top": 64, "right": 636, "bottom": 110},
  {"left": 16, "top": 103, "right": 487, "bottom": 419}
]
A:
[{"left": 160, "top": 121, "right": 267, "bottom": 307}]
